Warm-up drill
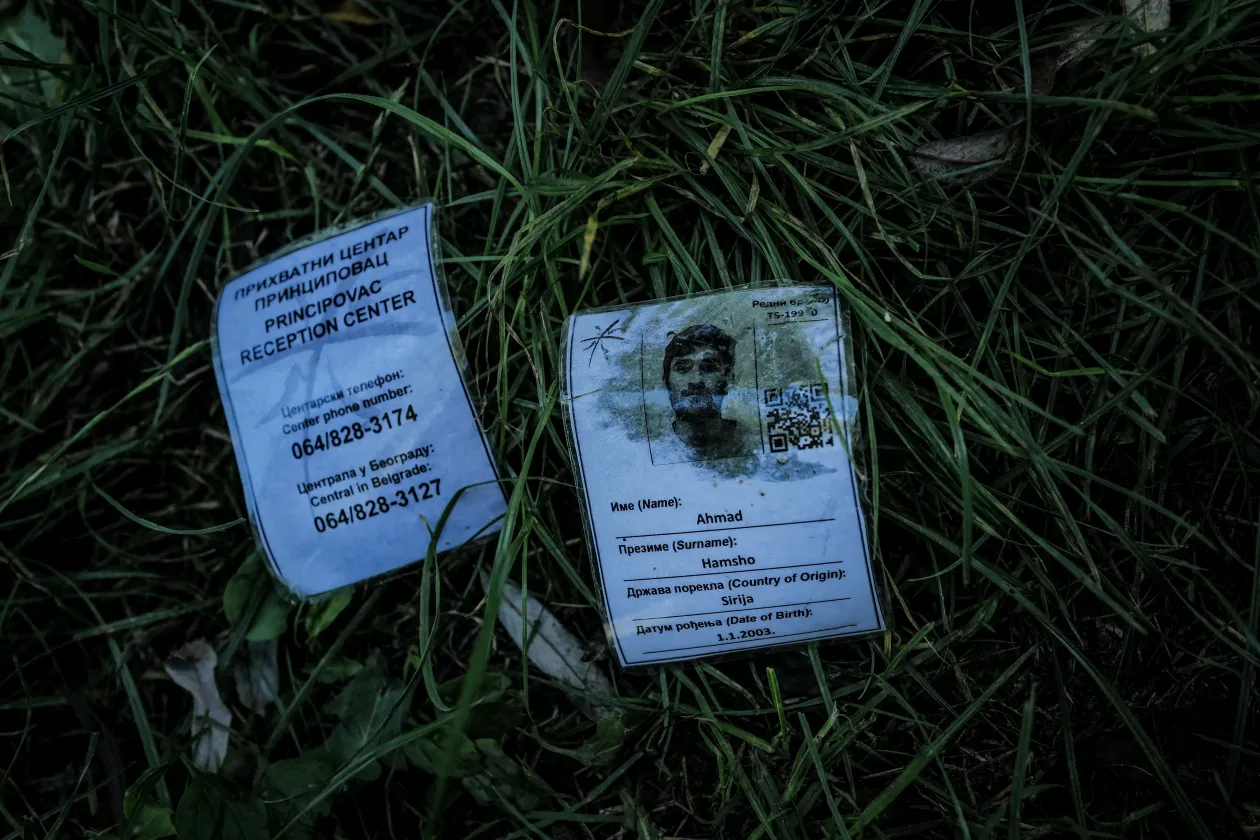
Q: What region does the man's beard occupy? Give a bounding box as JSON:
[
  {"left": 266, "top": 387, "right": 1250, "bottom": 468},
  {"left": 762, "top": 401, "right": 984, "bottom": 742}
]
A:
[{"left": 671, "top": 387, "right": 722, "bottom": 419}]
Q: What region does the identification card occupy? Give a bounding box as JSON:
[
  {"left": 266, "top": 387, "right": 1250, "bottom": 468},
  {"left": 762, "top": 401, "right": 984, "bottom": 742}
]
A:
[
  {"left": 212, "top": 204, "right": 506, "bottom": 597},
  {"left": 562, "top": 286, "right": 884, "bottom": 666}
]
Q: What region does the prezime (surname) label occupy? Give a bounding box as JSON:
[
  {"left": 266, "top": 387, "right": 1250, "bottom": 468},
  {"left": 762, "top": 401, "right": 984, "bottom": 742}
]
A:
[
  {"left": 563, "top": 286, "right": 883, "bottom": 666},
  {"left": 213, "top": 204, "right": 506, "bottom": 597}
]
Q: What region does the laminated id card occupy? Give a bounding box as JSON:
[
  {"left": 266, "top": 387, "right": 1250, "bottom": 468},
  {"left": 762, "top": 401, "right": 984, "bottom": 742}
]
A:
[
  {"left": 562, "top": 285, "right": 884, "bottom": 666},
  {"left": 212, "top": 204, "right": 506, "bottom": 598}
]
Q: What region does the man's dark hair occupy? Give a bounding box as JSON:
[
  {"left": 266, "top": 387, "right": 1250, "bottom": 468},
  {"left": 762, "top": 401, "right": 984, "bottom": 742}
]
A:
[{"left": 663, "top": 324, "right": 735, "bottom": 387}]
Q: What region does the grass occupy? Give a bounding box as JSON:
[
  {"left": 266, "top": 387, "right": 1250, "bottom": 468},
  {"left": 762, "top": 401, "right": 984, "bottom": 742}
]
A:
[{"left": 2, "top": 0, "right": 1259, "bottom": 837}]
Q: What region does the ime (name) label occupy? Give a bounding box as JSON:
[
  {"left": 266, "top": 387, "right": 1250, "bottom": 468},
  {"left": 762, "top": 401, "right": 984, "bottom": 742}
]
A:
[
  {"left": 212, "top": 204, "right": 505, "bottom": 597},
  {"left": 563, "top": 286, "right": 883, "bottom": 666}
]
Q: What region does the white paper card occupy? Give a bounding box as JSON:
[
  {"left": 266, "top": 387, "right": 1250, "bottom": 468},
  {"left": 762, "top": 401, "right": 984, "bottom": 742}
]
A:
[
  {"left": 212, "top": 204, "right": 506, "bottom": 597},
  {"left": 563, "top": 286, "right": 884, "bottom": 666}
]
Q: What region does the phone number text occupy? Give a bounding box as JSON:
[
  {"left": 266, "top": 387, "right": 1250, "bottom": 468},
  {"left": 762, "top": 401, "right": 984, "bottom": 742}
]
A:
[
  {"left": 312, "top": 478, "right": 442, "bottom": 533},
  {"left": 292, "top": 404, "right": 418, "bottom": 460}
]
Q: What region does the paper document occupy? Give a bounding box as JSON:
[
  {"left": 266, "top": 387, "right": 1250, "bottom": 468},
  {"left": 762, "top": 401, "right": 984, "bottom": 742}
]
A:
[
  {"left": 563, "top": 285, "right": 884, "bottom": 666},
  {"left": 212, "top": 204, "right": 506, "bottom": 597}
]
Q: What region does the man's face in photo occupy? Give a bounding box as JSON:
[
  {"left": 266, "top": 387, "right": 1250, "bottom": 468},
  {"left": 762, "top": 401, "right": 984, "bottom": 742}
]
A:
[{"left": 668, "top": 347, "right": 731, "bottom": 420}]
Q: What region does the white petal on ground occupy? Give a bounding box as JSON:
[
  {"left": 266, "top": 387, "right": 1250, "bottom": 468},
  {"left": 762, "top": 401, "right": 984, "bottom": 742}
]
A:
[
  {"left": 486, "top": 575, "right": 616, "bottom": 721},
  {"left": 164, "top": 640, "right": 233, "bottom": 772},
  {"left": 234, "top": 639, "right": 279, "bottom": 715}
]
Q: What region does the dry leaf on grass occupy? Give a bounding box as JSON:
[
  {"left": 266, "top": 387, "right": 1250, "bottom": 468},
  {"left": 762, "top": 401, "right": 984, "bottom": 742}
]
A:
[
  {"left": 164, "top": 640, "right": 232, "bottom": 772},
  {"left": 485, "top": 575, "right": 616, "bottom": 721},
  {"left": 700, "top": 124, "right": 732, "bottom": 175},
  {"left": 1124, "top": 0, "right": 1170, "bottom": 55},
  {"left": 908, "top": 17, "right": 1116, "bottom": 187},
  {"left": 234, "top": 639, "right": 279, "bottom": 715},
  {"left": 325, "top": 0, "right": 380, "bottom": 25},
  {"left": 1058, "top": 21, "right": 1109, "bottom": 69},
  {"left": 909, "top": 127, "right": 1021, "bottom": 184},
  {"left": 1029, "top": 52, "right": 1064, "bottom": 96}
]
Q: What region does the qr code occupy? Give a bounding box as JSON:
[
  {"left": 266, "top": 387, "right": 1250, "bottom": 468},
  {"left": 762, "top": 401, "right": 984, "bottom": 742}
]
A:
[{"left": 764, "top": 383, "right": 835, "bottom": 452}]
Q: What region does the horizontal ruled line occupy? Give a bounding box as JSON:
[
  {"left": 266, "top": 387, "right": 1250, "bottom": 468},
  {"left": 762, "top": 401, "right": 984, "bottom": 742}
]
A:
[
  {"left": 642, "top": 623, "right": 859, "bottom": 656},
  {"left": 617, "top": 517, "right": 835, "bottom": 541},
  {"left": 768, "top": 318, "right": 830, "bottom": 325},
  {"left": 634, "top": 597, "right": 850, "bottom": 622},
  {"left": 624, "top": 560, "right": 844, "bottom": 583}
]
